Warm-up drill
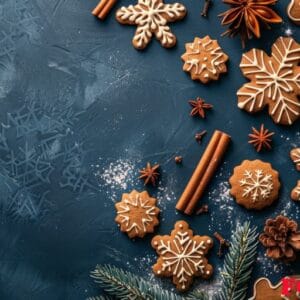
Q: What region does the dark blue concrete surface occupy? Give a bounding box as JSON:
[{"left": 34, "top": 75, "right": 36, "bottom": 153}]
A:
[{"left": 0, "top": 0, "right": 299, "bottom": 299}]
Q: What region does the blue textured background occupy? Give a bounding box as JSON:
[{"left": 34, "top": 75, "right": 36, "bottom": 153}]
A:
[{"left": 0, "top": 0, "right": 299, "bottom": 299}]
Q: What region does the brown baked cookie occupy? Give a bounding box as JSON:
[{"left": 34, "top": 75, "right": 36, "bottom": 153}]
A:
[
  {"left": 291, "top": 148, "right": 300, "bottom": 171},
  {"left": 291, "top": 181, "right": 300, "bottom": 201},
  {"left": 115, "top": 0, "right": 186, "bottom": 50},
  {"left": 181, "top": 36, "right": 229, "bottom": 84},
  {"left": 229, "top": 160, "right": 281, "bottom": 210},
  {"left": 287, "top": 0, "right": 300, "bottom": 25},
  {"left": 151, "top": 220, "right": 213, "bottom": 292},
  {"left": 237, "top": 37, "right": 300, "bottom": 125},
  {"left": 115, "top": 190, "right": 160, "bottom": 238}
]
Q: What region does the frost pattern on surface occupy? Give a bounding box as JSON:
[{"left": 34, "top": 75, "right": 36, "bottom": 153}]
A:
[{"left": 239, "top": 169, "right": 273, "bottom": 202}]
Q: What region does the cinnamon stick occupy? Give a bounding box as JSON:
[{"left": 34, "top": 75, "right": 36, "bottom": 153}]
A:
[
  {"left": 176, "top": 130, "right": 231, "bottom": 215},
  {"left": 92, "top": 0, "right": 117, "bottom": 20},
  {"left": 176, "top": 130, "right": 222, "bottom": 211}
]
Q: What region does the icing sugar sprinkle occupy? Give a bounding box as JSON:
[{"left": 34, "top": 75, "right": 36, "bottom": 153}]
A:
[{"left": 93, "top": 158, "right": 137, "bottom": 201}]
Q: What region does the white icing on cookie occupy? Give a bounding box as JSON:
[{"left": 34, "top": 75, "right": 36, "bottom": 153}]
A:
[
  {"left": 116, "top": 0, "right": 186, "bottom": 49},
  {"left": 117, "top": 192, "right": 157, "bottom": 233},
  {"left": 237, "top": 37, "right": 300, "bottom": 125},
  {"left": 239, "top": 169, "right": 273, "bottom": 202}
]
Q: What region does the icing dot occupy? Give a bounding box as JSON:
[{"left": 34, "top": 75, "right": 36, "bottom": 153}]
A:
[
  {"left": 206, "top": 270, "right": 210, "bottom": 275},
  {"left": 153, "top": 241, "right": 158, "bottom": 246},
  {"left": 179, "top": 224, "right": 183, "bottom": 228},
  {"left": 157, "top": 270, "right": 161, "bottom": 274},
  {"left": 203, "top": 57, "right": 208, "bottom": 61},
  {"left": 206, "top": 239, "right": 211, "bottom": 244}
]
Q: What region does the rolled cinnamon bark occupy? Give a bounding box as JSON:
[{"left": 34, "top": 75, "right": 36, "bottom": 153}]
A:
[
  {"left": 92, "top": 0, "right": 117, "bottom": 20},
  {"left": 92, "top": 0, "right": 109, "bottom": 16},
  {"left": 184, "top": 132, "right": 230, "bottom": 214},
  {"left": 176, "top": 130, "right": 231, "bottom": 215},
  {"left": 175, "top": 130, "right": 222, "bottom": 211}
]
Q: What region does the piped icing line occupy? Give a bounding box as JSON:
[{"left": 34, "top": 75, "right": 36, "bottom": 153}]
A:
[
  {"left": 239, "top": 169, "right": 273, "bottom": 202},
  {"left": 287, "top": 0, "right": 300, "bottom": 23},
  {"left": 237, "top": 37, "right": 300, "bottom": 125}
]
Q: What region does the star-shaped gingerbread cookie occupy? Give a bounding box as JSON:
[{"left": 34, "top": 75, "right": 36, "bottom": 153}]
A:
[
  {"left": 116, "top": 0, "right": 186, "bottom": 50},
  {"left": 151, "top": 220, "right": 213, "bottom": 292},
  {"left": 115, "top": 190, "right": 160, "bottom": 238}
]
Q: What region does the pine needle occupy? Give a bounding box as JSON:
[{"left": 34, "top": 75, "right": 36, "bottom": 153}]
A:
[
  {"left": 216, "top": 222, "right": 258, "bottom": 300},
  {"left": 90, "top": 264, "right": 187, "bottom": 300}
]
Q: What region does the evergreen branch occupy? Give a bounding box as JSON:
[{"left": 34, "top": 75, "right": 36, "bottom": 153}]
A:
[
  {"left": 186, "top": 289, "right": 209, "bottom": 300},
  {"left": 90, "top": 264, "right": 189, "bottom": 300},
  {"left": 216, "top": 222, "right": 258, "bottom": 300},
  {"left": 87, "top": 296, "right": 114, "bottom": 300}
]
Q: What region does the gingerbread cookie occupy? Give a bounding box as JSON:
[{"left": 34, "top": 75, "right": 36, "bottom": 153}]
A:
[
  {"left": 291, "top": 148, "right": 300, "bottom": 171},
  {"left": 249, "top": 276, "right": 300, "bottom": 300},
  {"left": 115, "top": 190, "right": 160, "bottom": 238},
  {"left": 237, "top": 37, "right": 300, "bottom": 125},
  {"left": 181, "top": 36, "right": 229, "bottom": 84},
  {"left": 229, "top": 160, "right": 280, "bottom": 210},
  {"left": 115, "top": 0, "right": 186, "bottom": 50},
  {"left": 291, "top": 181, "right": 300, "bottom": 201},
  {"left": 288, "top": 0, "right": 300, "bottom": 25},
  {"left": 151, "top": 220, "right": 213, "bottom": 292}
]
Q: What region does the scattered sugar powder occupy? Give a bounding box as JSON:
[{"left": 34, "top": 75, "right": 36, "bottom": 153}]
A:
[
  {"left": 92, "top": 158, "right": 138, "bottom": 201},
  {"left": 257, "top": 253, "right": 287, "bottom": 277},
  {"left": 208, "top": 181, "right": 237, "bottom": 231}
]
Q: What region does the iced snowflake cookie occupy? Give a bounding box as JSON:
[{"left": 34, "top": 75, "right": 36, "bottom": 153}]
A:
[
  {"left": 291, "top": 181, "right": 300, "bottom": 201},
  {"left": 237, "top": 37, "right": 300, "bottom": 125},
  {"left": 229, "top": 160, "right": 281, "bottom": 210},
  {"left": 151, "top": 220, "right": 213, "bottom": 292},
  {"left": 291, "top": 147, "right": 300, "bottom": 171},
  {"left": 181, "top": 36, "right": 229, "bottom": 84},
  {"left": 115, "top": 0, "right": 186, "bottom": 50},
  {"left": 287, "top": 0, "right": 300, "bottom": 25},
  {"left": 115, "top": 190, "right": 160, "bottom": 238}
]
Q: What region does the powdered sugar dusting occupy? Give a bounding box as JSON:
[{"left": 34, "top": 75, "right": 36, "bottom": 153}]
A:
[
  {"left": 208, "top": 180, "right": 237, "bottom": 231},
  {"left": 93, "top": 158, "right": 138, "bottom": 201}
]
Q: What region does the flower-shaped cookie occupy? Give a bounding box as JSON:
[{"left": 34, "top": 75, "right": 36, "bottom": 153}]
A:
[
  {"left": 290, "top": 148, "right": 300, "bottom": 201},
  {"left": 229, "top": 160, "right": 281, "bottom": 210},
  {"left": 181, "top": 36, "right": 229, "bottom": 84},
  {"left": 291, "top": 181, "right": 300, "bottom": 201},
  {"left": 116, "top": 0, "right": 186, "bottom": 50},
  {"left": 115, "top": 190, "right": 160, "bottom": 238},
  {"left": 151, "top": 220, "right": 213, "bottom": 292},
  {"left": 237, "top": 37, "right": 300, "bottom": 125}
]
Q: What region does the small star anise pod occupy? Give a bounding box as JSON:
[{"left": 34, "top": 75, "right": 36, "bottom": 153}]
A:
[
  {"left": 248, "top": 124, "right": 274, "bottom": 152},
  {"left": 139, "top": 162, "right": 160, "bottom": 186},
  {"left": 219, "top": 0, "right": 282, "bottom": 46},
  {"left": 189, "top": 97, "right": 213, "bottom": 118}
]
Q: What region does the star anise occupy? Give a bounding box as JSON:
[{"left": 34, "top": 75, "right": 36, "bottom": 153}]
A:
[
  {"left": 139, "top": 162, "right": 160, "bottom": 186},
  {"left": 219, "top": 0, "right": 282, "bottom": 46},
  {"left": 189, "top": 97, "right": 213, "bottom": 118},
  {"left": 248, "top": 124, "right": 274, "bottom": 152}
]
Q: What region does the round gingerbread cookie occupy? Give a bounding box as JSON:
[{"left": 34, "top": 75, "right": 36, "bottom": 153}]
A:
[
  {"left": 229, "top": 160, "right": 281, "bottom": 210},
  {"left": 115, "top": 190, "right": 160, "bottom": 238}
]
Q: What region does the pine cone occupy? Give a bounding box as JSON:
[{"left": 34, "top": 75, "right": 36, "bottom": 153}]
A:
[{"left": 259, "top": 215, "right": 300, "bottom": 261}]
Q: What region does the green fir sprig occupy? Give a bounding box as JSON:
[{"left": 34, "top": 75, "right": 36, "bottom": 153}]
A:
[
  {"left": 89, "top": 222, "right": 258, "bottom": 300},
  {"left": 216, "top": 222, "right": 258, "bottom": 300}
]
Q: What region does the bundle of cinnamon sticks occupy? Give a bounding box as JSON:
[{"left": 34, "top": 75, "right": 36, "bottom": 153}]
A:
[
  {"left": 176, "top": 130, "right": 231, "bottom": 215},
  {"left": 92, "top": 0, "right": 117, "bottom": 20}
]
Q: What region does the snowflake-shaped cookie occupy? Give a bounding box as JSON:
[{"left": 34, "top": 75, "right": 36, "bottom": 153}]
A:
[
  {"left": 291, "top": 181, "right": 300, "bottom": 201},
  {"left": 237, "top": 37, "right": 300, "bottom": 125},
  {"left": 116, "top": 0, "right": 186, "bottom": 50},
  {"left": 229, "top": 160, "right": 281, "bottom": 210},
  {"left": 115, "top": 190, "right": 160, "bottom": 238},
  {"left": 151, "top": 220, "right": 213, "bottom": 292},
  {"left": 181, "top": 36, "right": 229, "bottom": 84}
]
